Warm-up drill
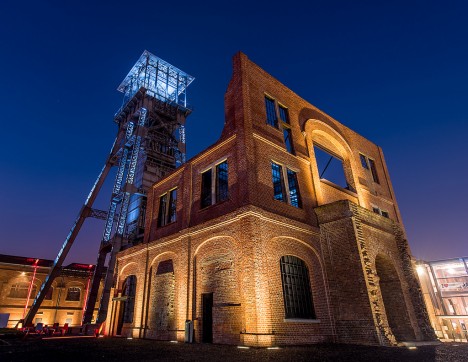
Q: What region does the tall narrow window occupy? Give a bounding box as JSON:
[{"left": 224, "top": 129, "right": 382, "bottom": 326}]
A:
[
  {"left": 158, "top": 188, "right": 177, "bottom": 227},
  {"left": 283, "top": 127, "right": 294, "bottom": 154},
  {"left": 122, "top": 275, "right": 136, "bottom": 323},
  {"left": 280, "top": 255, "right": 316, "bottom": 319},
  {"left": 278, "top": 105, "right": 289, "bottom": 124},
  {"left": 168, "top": 189, "right": 177, "bottom": 223},
  {"left": 287, "top": 169, "right": 302, "bottom": 208},
  {"left": 271, "top": 162, "right": 302, "bottom": 208},
  {"left": 216, "top": 161, "right": 229, "bottom": 202},
  {"left": 360, "top": 153, "right": 380, "bottom": 184},
  {"left": 201, "top": 169, "right": 212, "bottom": 208},
  {"left": 271, "top": 162, "right": 286, "bottom": 202},
  {"left": 265, "top": 96, "right": 278, "bottom": 128},
  {"left": 201, "top": 160, "right": 229, "bottom": 208},
  {"left": 368, "top": 158, "right": 380, "bottom": 184}
]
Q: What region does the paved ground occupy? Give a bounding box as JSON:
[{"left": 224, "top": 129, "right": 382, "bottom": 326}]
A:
[{"left": 0, "top": 336, "right": 467, "bottom": 361}]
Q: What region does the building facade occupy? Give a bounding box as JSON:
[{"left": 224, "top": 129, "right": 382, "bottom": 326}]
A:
[
  {"left": 104, "top": 52, "right": 435, "bottom": 346},
  {"left": 0, "top": 254, "right": 103, "bottom": 328},
  {"left": 417, "top": 257, "right": 468, "bottom": 342}
]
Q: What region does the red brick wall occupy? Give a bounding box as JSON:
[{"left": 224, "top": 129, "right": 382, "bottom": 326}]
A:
[{"left": 106, "top": 52, "right": 434, "bottom": 346}]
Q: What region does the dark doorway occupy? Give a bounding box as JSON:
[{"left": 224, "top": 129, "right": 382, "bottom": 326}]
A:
[
  {"left": 202, "top": 293, "right": 213, "bottom": 343},
  {"left": 375, "top": 255, "right": 415, "bottom": 341},
  {"left": 116, "top": 302, "right": 124, "bottom": 335}
]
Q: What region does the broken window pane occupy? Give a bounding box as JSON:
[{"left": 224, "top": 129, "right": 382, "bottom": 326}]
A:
[{"left": 314, "top": 146, "right": 348, "bottom": 189}]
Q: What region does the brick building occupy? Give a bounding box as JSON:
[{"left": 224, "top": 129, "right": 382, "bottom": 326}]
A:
[
  {"left": 0, "top": 254, "right": 103, "bottom": 328},
  {"left": 103, "top": 52, "right": 435, "bottom": 346}
]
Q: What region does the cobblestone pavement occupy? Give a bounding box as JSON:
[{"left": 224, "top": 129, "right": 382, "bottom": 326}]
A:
[{"left": 1, "top": 336, "right": 467, "bottom": 361}]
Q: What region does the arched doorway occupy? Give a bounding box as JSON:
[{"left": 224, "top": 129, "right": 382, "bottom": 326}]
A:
[{"left": 375, "top": 255, "right": 415, "bottom": 341}]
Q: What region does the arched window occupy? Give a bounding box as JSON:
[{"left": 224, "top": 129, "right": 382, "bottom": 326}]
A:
[
  {"left": 280, "top": 255, "right": 316, "bottom": 319},
  {"left": 9, "top": 283, "right": 36, "bottom": 299},
  {"left": 65, "top": 287, "right": 81, "bottom": 301},
  {"left": 122, "top": 275, "right": 137, "bottom": 323}
]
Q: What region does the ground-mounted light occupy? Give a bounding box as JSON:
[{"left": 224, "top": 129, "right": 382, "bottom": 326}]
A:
[
  {"left": 407, "top": 346, "right": 417, "bottom": 350},
  {"left": 237, "top": 346, "right": 250, "bottom": 349},
  {"left": 267, "top": 347, "right": 280, "bottom": 350},
  {"left": 127, "top": 337, "right": 133, "bottom": 340},
  {"left": 170, "top": 340, "right": 178, "bottom": 343}
]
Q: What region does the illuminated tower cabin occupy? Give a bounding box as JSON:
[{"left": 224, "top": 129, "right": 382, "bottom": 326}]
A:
[{"left": 24, "top": 51, "right": 194, "bottom": 326}]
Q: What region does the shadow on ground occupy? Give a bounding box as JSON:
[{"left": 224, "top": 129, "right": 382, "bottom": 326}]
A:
[{"left": 0, "top": 336, "right": 467, "bottom": 361}]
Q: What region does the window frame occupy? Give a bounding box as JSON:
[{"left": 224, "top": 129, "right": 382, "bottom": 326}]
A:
[
  {"left": 314, "top": 144, "right": 349, "bottom": 190},
  {"left": 270, "top": 161, "right": 302, "bottom": 208},
  {"left": 371, "top": 205, "right": 390, "bottom": 218},
  {"left": 9, "top": 283, "right": 36, "bottom": 299},
  {"left": 359, "top": 153, "right": 380, "bottom": 184},
  {"left": 264, "top": 96, "right": 295, "bottom": 154},
  {"left": 265, "top": 96, "right": 278, "bottom": 128},
  {"left": 200, "top": 159, "right": 229, "bottom": 209},
  {"left": 157, "top": 188, "right": 177, "bottom": 227}
]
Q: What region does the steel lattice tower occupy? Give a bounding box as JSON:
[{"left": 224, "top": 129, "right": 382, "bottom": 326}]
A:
[{"left": 24, "top": 51, "right": 194, "bottom": 327}]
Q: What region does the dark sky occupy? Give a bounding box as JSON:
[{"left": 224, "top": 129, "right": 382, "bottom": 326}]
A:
[{"left": 1, "top": 0, "right": 466, "bottom": 264}]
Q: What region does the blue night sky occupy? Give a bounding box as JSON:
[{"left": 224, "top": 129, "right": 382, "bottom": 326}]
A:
[{"left": 1, "top": 0, "right": 466, "bottom": 264}]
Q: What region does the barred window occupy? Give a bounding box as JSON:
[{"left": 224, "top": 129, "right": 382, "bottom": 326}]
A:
[
  {"left": 280, "top": 255, "right": 316, "bottom": 319},
  {"left": 122, "top": 275, "right": 137, "bottom": 323},
  {"left": 65, "top": 287, "right": 81, "bottom": 301},
  {"left": 158, "top": 188, "right": 177, "bottom": 227},
  {"left": 9, "top": 283, "right": 36, "bottom": 299},
  {"left": 265, "top": 96, "right": 278, "bottom": 128}
]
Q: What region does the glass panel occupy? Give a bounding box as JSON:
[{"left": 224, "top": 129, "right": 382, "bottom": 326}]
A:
[
  {"left": 201, "top": 169, "right": 212, "bottom": 208},
  {"left": 216, "top": 161, "right": 229, "bottom": 202},
  {"left": 168, "top": 189, "right": 177, "bottom": 223},
  {"left": 157, "top": 193, "right": 168, "bottom": 226},
  {"left": 283, "top": 128, "right": 294, "bottom": 154},
  {"left": 265, "top": 96, "right": 278, "bottom": 128},
  {"left": 287, "top": 168, "right": 302, "bottom": 208},
  {"left": 278, "top": 105, "right": 289, "bottom": 124},
  {"left": 271, "top": 162, "right": 285, "bottom": 202}
]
